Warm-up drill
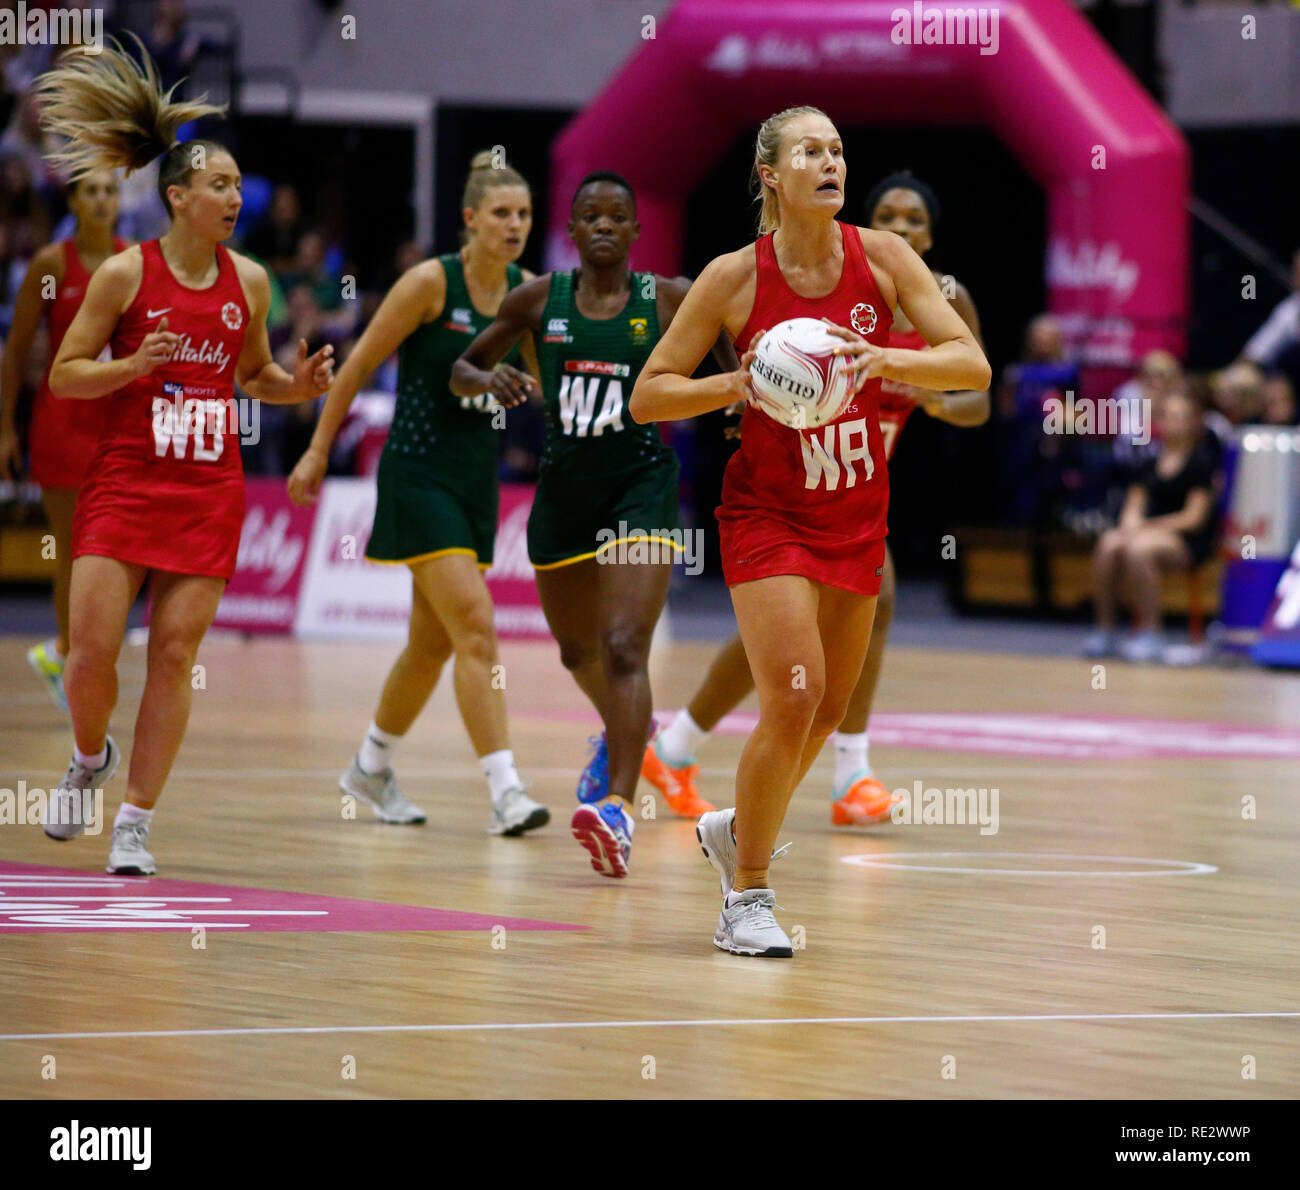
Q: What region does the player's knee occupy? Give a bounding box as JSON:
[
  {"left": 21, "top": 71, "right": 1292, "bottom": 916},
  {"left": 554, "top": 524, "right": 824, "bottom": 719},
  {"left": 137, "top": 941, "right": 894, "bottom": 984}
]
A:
[
  {"left": 557, "top": 639, "right": 598, "bottom": 674},
  {"left": 762, "top": 680, "right": 823, "bottom": 731},
  {"left": 151, "top": 635, "right": 199, "bottom": 679},
  {"left": 601, "top": 625, "right": 650, "bottom": 677}
]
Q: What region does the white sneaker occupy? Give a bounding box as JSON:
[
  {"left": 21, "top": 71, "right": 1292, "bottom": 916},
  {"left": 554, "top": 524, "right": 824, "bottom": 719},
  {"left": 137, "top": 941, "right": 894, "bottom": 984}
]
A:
[
  {"left": 1081, "top": 628, "right": 1119, "bottom": 659},
  {"left": 715, "top": 889, "right": 792, "bottom": 958},
  {"left": 339, "top": 756, "right": 426, "bottom": 824},
  {"left": 489, "top": 786, "right": 550, "bottom": 836},
  {"left": 1119, "top": 630, "right": 1163, "bottom": 663},
  {"left": 26, "top": 639, "right": 68, "bottom": 711},
  {"left": 695, "top": 807, "right": 789, "bottom": 897},
  {"left": 106, "top": 820, "right": 156, "bottom": 875},
  {"left": 45, "top": 736, "right": 120, "bottom": 841}
]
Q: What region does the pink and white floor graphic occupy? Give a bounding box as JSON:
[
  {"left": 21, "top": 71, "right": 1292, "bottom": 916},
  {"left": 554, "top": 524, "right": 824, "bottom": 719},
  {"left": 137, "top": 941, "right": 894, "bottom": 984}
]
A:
[{"left": 0, "top": 861, "right": 584, "bottom": 935}]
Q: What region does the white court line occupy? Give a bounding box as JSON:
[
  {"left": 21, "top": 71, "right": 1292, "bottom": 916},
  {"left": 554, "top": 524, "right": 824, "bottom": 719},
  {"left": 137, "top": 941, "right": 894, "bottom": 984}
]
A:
[{"left": 1, "top": 1010, "right": 1297, "bottom": 1044}]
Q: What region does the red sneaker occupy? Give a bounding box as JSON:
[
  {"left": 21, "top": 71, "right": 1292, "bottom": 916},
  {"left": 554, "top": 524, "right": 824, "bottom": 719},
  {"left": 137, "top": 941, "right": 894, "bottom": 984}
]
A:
[
  {"left": 831, "top": 773, "right": 901, "bottom": 826},
  {"left": 641, "top": 741, "right": 715, "bottom": 817}
]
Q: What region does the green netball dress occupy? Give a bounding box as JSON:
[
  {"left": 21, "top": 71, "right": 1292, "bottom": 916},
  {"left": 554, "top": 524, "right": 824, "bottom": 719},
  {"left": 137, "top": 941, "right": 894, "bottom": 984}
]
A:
[
  {"left": 527, "top": 270, "right": 681, "bottom": 568},
  {"left": 365, "top": 254, "right": 523, "bottom": 567}
]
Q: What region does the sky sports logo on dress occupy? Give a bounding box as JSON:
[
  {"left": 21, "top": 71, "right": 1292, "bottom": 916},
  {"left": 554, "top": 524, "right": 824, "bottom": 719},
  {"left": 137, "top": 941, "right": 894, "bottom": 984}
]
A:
[
  {"left": 50, "top": 1121, "right": 151, "bottom": 1170},
  {"left": 891, "top": 3, "right": 1000, "bottom": 56},
  {"left": 0, "top": 4, "right": 102, "bottom": 52}
]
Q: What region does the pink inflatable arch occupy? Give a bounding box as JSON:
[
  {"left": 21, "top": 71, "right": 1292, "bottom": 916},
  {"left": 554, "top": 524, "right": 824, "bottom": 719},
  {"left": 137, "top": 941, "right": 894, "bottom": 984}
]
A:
[{"left": 548, "top": 0, "right": 1189, "bottom": 374}]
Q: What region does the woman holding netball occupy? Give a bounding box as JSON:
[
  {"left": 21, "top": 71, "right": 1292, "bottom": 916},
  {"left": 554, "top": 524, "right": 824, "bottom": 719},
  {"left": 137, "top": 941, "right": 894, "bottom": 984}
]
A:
[
  {"left": 452, "top": 171, "right": 735, "bottom": 878},
  {"left": 1, "top": 168, "right": 127, "bottom": 710},
  {"left": 36, "top": 40, "right": 335, "bottom": 874},
  {"left": 287, "top": 153, "right": 550, "bottom": 837},
  {"left": 630, "top": 108, "right": 989, "bottom": 955},
  {"left": 643, "top": 171, "right": 988, "bottom": 826}
]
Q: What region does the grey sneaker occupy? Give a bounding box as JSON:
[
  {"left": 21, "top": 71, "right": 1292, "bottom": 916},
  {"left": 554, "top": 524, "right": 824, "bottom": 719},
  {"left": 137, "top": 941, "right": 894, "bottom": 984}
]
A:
[
  {"left": 489, "top": 786, "right": 550, "bottom": 836},
  {"left": 1081, "top": 628, "right": 1119, "bottom": 659},
  {"left": 45, "top": 735, "right": 120, "bottom": 841},
  {"left": 696, "top": 807, "right": 790, "bottom": 897},
  {"left": 1119, "top": 630, "right": 1163, "bottom": 663},
  {"left": 715, "top": 889, "right": 793, "bottom": 957},
  {"left": 106, "top": 821, "right": 156, "bottom": 875},
  {"left": 339, "top": 756, "right": 426, "bottom": 824}
]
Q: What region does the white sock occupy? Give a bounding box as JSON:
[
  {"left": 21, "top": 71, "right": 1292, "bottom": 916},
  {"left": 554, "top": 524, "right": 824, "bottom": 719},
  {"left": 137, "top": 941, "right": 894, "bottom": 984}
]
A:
[
  {"left": 831, "top": 731, "right": 870, "bottom": 791},
  {"left": 74, "top": 743, "right": 108, "bottom": 771},
  {"left": 115, "top": 803, "right": 154, "bottom": 828},
  {"left": 358, "top": 720, "right": 401, "bottom": 775},
  {"left": 660, "top": 708, "right": 708, "bottom": 765},
  {"left": 480, "top": 749, "right": 521, "bottom": 804}
]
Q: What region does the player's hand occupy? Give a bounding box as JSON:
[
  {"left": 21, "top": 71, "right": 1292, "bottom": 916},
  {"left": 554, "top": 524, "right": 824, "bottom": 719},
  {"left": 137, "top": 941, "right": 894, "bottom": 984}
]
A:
[
  {"left": 132, "top": 316, "right": 180, "bottom": 377},
  {"left": 0, "top": 426, "right": 21, "bottom": 482},
  {"left": 486, "top": 363, "right": 537, "bottom": 408},
  {"left": 822, "top": 319, "right": 889, "bottom": 391},
  {"left": 291, "top": 339, "right": 335, "bottom": 400},
  {"left": 288, "top": 444, "right": 328, "bottom": 506},
  {"left": 732, "top": 330, "right": 761, "bottom": 407}
]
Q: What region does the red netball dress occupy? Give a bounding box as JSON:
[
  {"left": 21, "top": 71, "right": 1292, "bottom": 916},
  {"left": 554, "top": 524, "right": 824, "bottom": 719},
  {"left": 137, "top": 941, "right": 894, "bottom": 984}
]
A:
[
  {"left": 876, "top": 326, "right": 927, "bottom": 463},
  {"left": 72, "top": 239, "right": 250, "bottom": 579},
  {"left": 718, "top": 221, "right": 893, "bottom": 596},
  {"left": 28, "top": 236, "right": 127, "bottom": 489}
]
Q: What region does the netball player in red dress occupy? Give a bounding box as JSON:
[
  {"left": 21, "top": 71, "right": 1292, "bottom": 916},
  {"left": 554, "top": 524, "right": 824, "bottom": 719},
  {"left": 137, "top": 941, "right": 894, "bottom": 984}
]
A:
[
  {"left": 0, "top": 169, "right": 126, "bottom": 709},
  {"left": 630, "top": 107, "right": 990, "bottom": 956},
  {"left": 34, "top": 40, "right": 334, "bottom": 873},
  {"left": 643, "top": 171, "right": 988, "bottom": 825}
]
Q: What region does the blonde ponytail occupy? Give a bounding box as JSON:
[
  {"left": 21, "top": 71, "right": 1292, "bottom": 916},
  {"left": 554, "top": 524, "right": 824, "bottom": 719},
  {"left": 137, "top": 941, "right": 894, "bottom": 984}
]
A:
[{"left": 33, "top": 33, "right": 225, "bottom": 181}]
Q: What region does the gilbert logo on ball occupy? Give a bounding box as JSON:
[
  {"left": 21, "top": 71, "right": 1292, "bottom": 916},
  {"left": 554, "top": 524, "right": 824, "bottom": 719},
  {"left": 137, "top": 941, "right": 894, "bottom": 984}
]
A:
[{"left": 749, "top": 317, "right": 855, "bottom": 429}]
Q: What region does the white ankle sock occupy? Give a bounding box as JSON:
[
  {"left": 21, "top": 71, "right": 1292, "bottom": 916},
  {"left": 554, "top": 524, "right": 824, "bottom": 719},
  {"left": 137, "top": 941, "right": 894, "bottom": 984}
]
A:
[
  {"left": 358, "top": 721, "right": 401, "bottom": 775},
  {"left": 831, "top": 731, "right": 870, "bottom": 790},
  {"left": 115, "top": 803, "right": 153, "bottom": 828},
  {"left": 660, "top": 708, "right": 708, "bottom": 764},
  {"left": 480, "top": 749, "right": 521, "bottom": 804},
  {"left": 74, "top": 743, "right": 108, "bottom": 771}
]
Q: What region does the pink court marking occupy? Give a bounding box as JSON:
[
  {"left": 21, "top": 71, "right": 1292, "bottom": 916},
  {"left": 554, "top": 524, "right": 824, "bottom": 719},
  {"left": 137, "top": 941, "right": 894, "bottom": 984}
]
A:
[
  {"left": 526, "top": 709, "right": 1300, "bottom": 761},
  {"left": 0, "top": 862, "right": 585, "bottom": 935}
]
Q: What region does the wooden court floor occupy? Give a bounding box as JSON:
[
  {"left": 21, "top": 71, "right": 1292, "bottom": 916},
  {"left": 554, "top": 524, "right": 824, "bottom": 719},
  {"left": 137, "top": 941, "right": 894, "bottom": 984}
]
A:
[{"left": 2, "top": 630, "right": 1298, "bottom": 1099}]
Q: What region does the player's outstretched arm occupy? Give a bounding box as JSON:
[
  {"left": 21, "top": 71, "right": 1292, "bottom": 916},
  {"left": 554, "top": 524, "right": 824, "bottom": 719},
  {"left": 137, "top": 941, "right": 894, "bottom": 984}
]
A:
[{"left": 631, "top": 257, "right": 749, "bottom": 424}]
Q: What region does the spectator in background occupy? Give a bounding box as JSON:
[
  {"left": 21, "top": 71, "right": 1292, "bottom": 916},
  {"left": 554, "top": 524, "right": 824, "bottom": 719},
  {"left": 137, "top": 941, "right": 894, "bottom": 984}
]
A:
[
  {"left": 1084, "top": 391, "right": 1222, "bottom": 664},
  {"left": 1110, "top": 349, "right": 1182, "bottom": 476},
  {"left": 1205, "top": 360, "right": 1265, "bottom": 443},
  {"left": 143, "top": 0, "right": 202, "bottom": 96},
  {"left": 0, "top": 152, "right": 52, "bottom": 335},
  {"left": 996, "top": 312, "right": 1084, "bottom": 527},
  {"left": 245, "top": 183, "right": 303, "bottom": 276},
  {"left": 1, "top": 90, "right": 61, "bottom": 198},
  {"left": 1241, "top": 248, "right": 1300, "bottom": 396},
  {"left": 1262, "top": 372, "right": 1296, "bottom": 426},
  {"left": 279, "top": 229, "right": 348, "bottom": 318}
]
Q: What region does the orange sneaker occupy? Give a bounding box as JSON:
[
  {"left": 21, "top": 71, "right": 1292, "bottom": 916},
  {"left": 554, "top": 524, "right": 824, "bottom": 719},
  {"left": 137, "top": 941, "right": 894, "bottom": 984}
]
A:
[
  {"left": 641, "top": 739, "right": 715, "bottom": 817},
  {"left": 831, "top": 772, "right": 901, "bottom": 826}
]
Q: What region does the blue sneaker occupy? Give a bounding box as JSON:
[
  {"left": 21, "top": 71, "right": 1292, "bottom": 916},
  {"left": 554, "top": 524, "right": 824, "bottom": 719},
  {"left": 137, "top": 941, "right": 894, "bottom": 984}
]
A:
[
  {"left": 571, "top": 795, "right": 634, "bottom": 878},
  {"left": 575, "top": 733, "right": 610, "bottom": 803}
]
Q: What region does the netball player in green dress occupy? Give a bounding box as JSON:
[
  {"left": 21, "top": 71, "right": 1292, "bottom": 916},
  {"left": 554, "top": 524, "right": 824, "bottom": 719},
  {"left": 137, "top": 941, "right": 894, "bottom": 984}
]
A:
[
  {"left": 451, "top": 172, "right": 736, "bottom": 877},
  {"left": 288, "top": 153, "right": 549, "bottom": 835}
]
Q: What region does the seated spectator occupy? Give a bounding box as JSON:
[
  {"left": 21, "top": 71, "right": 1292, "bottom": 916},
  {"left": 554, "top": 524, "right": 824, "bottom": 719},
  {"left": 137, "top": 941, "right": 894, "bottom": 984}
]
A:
[
  {"left": 1084, "top": 391, "right": 1222, "bottom": 663},
  {"left": 1262, "top": 372, "right": 1297, "bottom": 426},
  {"left": 1110, "top": 349, "right": 1182, "bottom": 476},
  {"left": 996, "top": 313, "right": 1084, "bottom": 527},
  {"left": 1205, "top": 360, "right": 1265, "bottom": 443},
  {"left": 245, "top": 184, "right": 303, "bottom": 277},
  {"left": 1, "top": 89, "right": 61, "bottom": 199},
  {"left": 1241, "top": 248, "right": 1300, "bottom": 397},
  {"left": 278, "top": 229, "right": 350, "bottom": 323},
  {"left": 143, "top": 0, "right": 203, "bottom": 96}
]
